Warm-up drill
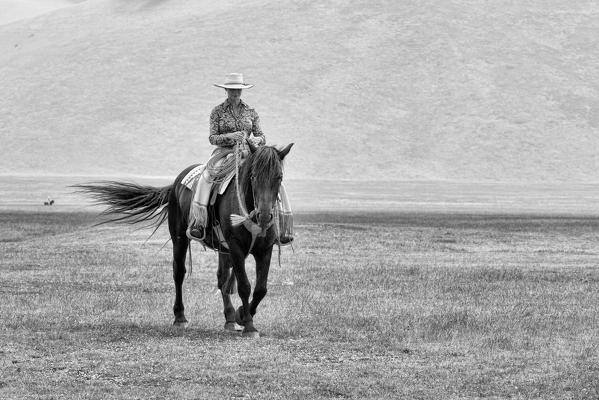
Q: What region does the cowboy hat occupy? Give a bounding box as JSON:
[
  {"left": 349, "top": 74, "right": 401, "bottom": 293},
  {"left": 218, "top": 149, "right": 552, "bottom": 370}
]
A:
[{"left": 214, "top": 73, "right": 254, "bottom": 89}]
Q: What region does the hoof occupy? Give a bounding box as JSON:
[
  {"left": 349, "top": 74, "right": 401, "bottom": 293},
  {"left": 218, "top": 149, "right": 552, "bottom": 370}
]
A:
[
  {"left": 173, "top": 320, "right": 189, "bottom": 329},
  {"left": 224, "top": 322, "right": 242, "bottom": 332},
  {"left": 242, "top": 330, "right": 260, "bottom": 339}
]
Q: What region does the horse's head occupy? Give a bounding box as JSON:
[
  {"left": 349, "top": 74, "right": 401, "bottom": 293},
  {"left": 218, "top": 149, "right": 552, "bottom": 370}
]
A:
[{"left": 244, "top": 143, "right": 293, "bottom": 230}]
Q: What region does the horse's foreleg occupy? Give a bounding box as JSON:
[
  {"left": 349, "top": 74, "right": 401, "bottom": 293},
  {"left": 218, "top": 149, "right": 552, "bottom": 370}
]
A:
[
  {"left": 249, "top": 249, "right": 273, "bottom": 317},
  {"left": 230, "top": 246, "right": 258, "bottom": 337},
  {"left": 217, "top": 253, "right": 239, "bottom": 331},
  {"left": 172, "top": 235, "right": 189, "bottom": 327}
]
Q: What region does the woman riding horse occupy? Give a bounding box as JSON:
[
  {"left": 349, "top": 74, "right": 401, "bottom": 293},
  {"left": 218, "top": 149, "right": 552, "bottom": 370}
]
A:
[
  {"left": 187, "top": 73, "right": 293, "bottom": 245},
  {"left": 75, "top": 141, "right": 293, "bottom": 336},
  {"left": 74, "top": 74, "right": 295, "bottom": 336}
]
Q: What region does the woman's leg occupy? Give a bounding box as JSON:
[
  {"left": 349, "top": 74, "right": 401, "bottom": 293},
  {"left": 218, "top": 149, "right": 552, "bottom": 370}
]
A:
[{"left": 187, "top": 170, "right": 213, "bottom": 241}]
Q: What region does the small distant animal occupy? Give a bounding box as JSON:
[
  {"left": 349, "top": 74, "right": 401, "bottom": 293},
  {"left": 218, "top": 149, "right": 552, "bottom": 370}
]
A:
[{"left": 44, "top": 199, "right": 54, "bottom": 206}]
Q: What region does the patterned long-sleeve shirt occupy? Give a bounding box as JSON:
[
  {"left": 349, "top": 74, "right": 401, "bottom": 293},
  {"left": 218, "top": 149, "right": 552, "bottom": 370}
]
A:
[{"left": 209, "top": 99, "right": 266, "bottom": 148}]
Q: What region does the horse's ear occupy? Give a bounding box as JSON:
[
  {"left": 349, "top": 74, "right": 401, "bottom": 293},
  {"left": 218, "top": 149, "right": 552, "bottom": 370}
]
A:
[
  {"left": 247, "top": 138, "right": 258, "bottom": 154},
  {"left": 278, "top": 143, "right": 294, "bottom": 160}
]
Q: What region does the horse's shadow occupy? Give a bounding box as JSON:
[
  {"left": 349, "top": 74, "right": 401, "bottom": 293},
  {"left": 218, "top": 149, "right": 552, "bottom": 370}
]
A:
[{"left": 72, "top": 321, "right": 246, "bottom": 343}]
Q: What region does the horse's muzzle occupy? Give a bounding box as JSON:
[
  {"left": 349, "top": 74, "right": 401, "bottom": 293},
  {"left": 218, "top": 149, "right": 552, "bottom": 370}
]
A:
[{"left": 256, "top": 211, "right": 274, "bottom": 228}]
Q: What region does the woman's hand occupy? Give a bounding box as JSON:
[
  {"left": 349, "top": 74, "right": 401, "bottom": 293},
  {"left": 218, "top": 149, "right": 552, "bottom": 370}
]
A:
[
  {"left": 229, "top": 131, "right": 247, "bottom": 142},
  {"left": 222, "top": 131, "right": 246, "bottom": 144},
  {"left": 247, "top": 136, "right": 263, "bottom": 147}
]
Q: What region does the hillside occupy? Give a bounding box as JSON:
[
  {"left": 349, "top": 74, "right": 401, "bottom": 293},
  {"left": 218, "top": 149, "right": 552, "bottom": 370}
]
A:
[
  {"left": 0, "top": 0, "right": 83, "bottom": 25},
  {"left": 1, "top": 0, "right": 599, "bottom": 182}
]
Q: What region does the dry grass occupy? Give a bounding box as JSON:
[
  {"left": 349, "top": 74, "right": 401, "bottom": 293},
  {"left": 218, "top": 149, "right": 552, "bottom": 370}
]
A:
[{"left": 1, "top": 211, "right": 599, "bottom": 399}]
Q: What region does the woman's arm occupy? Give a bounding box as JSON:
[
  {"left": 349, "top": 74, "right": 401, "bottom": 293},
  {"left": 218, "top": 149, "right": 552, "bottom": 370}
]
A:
[{"left": 250, "top": 110, "right": 266, "bottom": 146}]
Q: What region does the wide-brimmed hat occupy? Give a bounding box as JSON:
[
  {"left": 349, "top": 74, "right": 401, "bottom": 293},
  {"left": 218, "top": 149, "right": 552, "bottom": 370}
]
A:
[{"left": 214, "top": 73, "right": 254, "bottom": 89}]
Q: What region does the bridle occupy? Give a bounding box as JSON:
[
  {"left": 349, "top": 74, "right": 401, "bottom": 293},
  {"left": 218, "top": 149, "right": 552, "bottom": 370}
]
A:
[
  {"left": 230, "top": 142, "right": 277, "bottom": 254},
  {"left": 249, "top": 173, "right": 278, "bottom": 224}
]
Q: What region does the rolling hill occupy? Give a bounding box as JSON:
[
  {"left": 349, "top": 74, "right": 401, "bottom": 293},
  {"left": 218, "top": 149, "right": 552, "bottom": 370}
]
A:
[
  {"left": 1, "top": 0, "right": 598, "bottom": 183},
  {"left": 0, "top": 0, "right": 84, "bottom": 25}
]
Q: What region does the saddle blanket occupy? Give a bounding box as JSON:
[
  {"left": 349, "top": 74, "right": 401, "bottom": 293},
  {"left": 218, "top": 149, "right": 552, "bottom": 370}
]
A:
[
  {"left": 181, "top": 165, "right": 205, "bottom": 189},
  {"left": 181, "top": 164, "right": 235, "bottom": 195}
]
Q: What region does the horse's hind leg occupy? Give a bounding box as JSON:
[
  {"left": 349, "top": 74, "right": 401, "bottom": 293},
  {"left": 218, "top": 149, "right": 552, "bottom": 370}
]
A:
[
  {"left": 230, "top": 248, "right": 259, "bottom": 337},
  {"left": 217, "top": 253, "right": 239, "bottom": 331},
  {"left": 172, "top": 236, "right": 189, "bottom": 326},
  {"left": 170, "top": 208, "right": 189, "bottom": 327}
]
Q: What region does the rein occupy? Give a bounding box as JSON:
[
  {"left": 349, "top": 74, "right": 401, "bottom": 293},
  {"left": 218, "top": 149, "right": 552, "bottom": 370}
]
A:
[{"left": 229, "top": 141, "right": 274, "bottom": 253}]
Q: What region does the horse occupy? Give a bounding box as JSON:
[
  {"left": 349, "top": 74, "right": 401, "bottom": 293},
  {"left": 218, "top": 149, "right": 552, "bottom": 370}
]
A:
[{"left": 76, "top": 142, "right": 293, "bottom": 337}]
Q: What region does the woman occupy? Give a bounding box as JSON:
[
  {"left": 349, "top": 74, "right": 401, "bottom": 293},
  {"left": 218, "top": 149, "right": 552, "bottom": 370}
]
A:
[{"left": 187, "top": 73, "right": 293, "bottom": 245}]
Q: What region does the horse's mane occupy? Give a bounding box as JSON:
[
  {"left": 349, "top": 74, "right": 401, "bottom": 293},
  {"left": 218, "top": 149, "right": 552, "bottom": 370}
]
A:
[{"left": 240, "top": 146, "right": 283, "bottom": 200}]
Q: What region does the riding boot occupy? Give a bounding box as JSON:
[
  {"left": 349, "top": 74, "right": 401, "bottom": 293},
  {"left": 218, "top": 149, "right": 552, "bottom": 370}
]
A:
[
  {"left": 186, "top": 171, "right": 213, "bottom": 241},
  {"left": 277, "top": 183, "right": 294, "bottom": 246}
]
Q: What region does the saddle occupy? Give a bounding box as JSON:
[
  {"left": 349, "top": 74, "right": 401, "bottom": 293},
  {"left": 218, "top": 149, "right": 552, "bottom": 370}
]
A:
[
  {"left": 181, "top": 165, "right": 235, "bottom": 252},
  {"left": 181, "top": 164, "right": 235, "bottom": 198}
]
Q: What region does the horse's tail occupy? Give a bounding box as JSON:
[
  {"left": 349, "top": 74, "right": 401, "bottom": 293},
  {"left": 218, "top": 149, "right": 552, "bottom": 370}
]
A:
[{"left": 74, "top": 181, "right": 172, "bottom": 230}]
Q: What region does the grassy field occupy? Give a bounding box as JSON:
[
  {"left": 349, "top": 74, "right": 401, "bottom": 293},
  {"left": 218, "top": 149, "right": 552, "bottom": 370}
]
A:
[{"left": 1, "top": 210, "right": 599, "bottom": 399}]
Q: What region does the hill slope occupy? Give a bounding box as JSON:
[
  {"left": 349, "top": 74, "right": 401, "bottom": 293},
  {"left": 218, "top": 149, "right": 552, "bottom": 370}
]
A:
[
  {"left": 1, "top": 0, "right": 598, "bottom": 182},
  {"left": 0, "top": 0, "right": 83, "bottom": 25}
]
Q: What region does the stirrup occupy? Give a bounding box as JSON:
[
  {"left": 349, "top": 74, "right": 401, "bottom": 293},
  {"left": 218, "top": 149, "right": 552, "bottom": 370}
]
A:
[
  {"left": 186, "top": 225, "right": 205, "bottom": 241},
  {"left": 278, "top": 236, "right": 294, "bottom": 247}
]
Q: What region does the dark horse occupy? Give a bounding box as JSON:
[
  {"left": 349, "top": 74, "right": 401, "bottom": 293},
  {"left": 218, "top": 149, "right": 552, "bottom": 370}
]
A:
[{"left": 76, "top": 142, "right": 293, "bottom": 337}]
